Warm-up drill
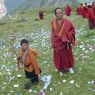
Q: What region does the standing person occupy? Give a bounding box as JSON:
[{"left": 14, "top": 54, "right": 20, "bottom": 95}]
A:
[
  {"left": 39, "top": 10, "right": 44, "bottom": 20},
  {"left": 92, "top": 2, "right": 95, "bottom": 28},
  {"left": 65, "top": 4, "right": 71, "bottom": 16},
  {"left": 51, "top": 7, "right": 76, "bottom": 73},
  {"left": 86, "top": 5, "right": 95, "bottom": 29},
  {"left": 17, "top": 39, "right": 41, "bottom": 89},
  {"left": 80, "top": 3, "right": 83, "bottom": 16},
  {"left": 76, "top": 5, "right": 81, "bottom": 15},
  {"left": 82, "top": 3, "right": 88, "bottom": 18}
]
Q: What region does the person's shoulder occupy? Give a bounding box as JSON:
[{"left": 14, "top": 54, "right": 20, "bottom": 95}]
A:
[
  {"left": 18, "top": 47, "right": 22, "bottom": 55},
  {"left": 29, "top": 48, "right": 37, "bottom": 53},
  {"left": 51, "top": 19, "right": 56, "bottom": 23},
  {"left": 64, "top": 18, "right": 72, "bottom": 23},
  {"left": 29, "top": 48, "right": 38, "bottom": 57},
  {"left": 18, "top": 47, "right": 22, "bottom": 52},
  {"left": 64, "top": 18, "right": 74, "bottom": 27}
]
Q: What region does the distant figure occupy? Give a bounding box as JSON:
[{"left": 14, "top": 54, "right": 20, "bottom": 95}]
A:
[
  {"left": 76, "top": 5, "right": 81, "bottom": 15},
  {"left": 39, "top": 10, "right": 44, "bottom": 20},
  {"left": 82, "top": 3, "right": 88, "bottom": 18},
  {"left": 65, "top": 4, "right": 71, "bottom": 16},
  {"left": 92, "top": 2, "right": 95, "bottom": 25},
  {"left": 51, "top": 7, "right": 76, "bottom": 73},
  {"left": 86, "top": 5, "right": 95, "bottom": 29},
  {"left": 80, "top": 3, "right": 83, "bottom": 16},
  {"left": 17, "top": 39, "right": 41, "bottom": 89}
]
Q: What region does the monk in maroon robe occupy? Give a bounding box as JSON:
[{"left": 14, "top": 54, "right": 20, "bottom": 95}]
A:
[
  {"left": 51, "top": 7, "right": 75, "bottom": 73},
  {"left": 92, "top": 2, "right": 95, "bottom": 28},
  {"left": 86, "top": 6, "right": 95, "bottom": 29},
  {"left": 82, "top": 3, "right": 88, "bottom": 18},
  {"left": 76, "top": 5, "right": 81, "bottom": 15},
  {"left": 80, "top": 4, "right": 83, "bottom": 16},
  {"left": 65, "top": 4, "right": 71, "bottom": 16},
  {"left": 39, "top": 11, "right": 44, "bottom": 20}
]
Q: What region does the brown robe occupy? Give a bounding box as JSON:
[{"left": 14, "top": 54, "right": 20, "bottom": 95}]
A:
[{"left": 18, "top": 47, "right": 41, "bottom": 75}]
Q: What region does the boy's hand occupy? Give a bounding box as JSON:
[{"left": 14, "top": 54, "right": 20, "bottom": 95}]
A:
[
  {"left": 17, "top": 56, "right": 21, "bottom": 61},
  {"left": 17, "top": 61, "right": 20, "bottom": 69}
]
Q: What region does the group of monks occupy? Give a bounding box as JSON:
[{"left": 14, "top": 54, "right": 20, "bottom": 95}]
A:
[{"left": 76, "top": 2, "right": 95, "bottom": 29}]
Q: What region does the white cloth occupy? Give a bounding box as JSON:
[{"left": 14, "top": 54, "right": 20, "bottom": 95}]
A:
[{"left": 40, "top": 75, "right": 52, "bottom": 90}]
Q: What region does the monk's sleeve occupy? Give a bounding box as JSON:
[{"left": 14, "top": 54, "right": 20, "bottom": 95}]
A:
[
  {"left": 29, "top": 49, "right": 41, "bottom": 75},
  {"left": 70, "top": 22, "right": 76, "bottom": 45},
  {"left": 17, "top": 48, "right": 22, "bottom": 60},
  {"left": 32, "top": 49, "right": 38, "bottom": 58},
  {"left": 67, "top": 21, "right": 76, "bottom": 45}
]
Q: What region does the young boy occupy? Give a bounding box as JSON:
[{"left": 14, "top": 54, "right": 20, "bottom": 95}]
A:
[{"left": 17, "top": 39, "right": 41, "bottom": 89}]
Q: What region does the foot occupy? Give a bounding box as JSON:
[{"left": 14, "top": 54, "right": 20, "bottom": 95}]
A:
[
  {"left": 69, "top": 68, "right": 74, "bottom": 74},
  {"left": 33, "top": 80, "right": 39, "bottom": 85},
  {"left": 24, "top": 82, "right": 31, "bottom": 89}
]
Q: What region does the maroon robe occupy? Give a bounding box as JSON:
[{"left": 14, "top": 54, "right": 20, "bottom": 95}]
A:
[
  {"left": 80, "top": 6, "right": 83, "bottom": 16},
  {"left": 92, "top": 5, "right": 95, "bottom": 28},
  {"left": 76, "top": 6, "right": 80, "bottom": 15},
  {"left": 82, "top": 6, "right": 88, "bottom": 18},
  {"left": 86, "top": 8, "right": 95, "bottom": 29},
  {"left": 76, "top": 6, "right": 81, "bottom": 15},
  {"left": 65, "top": 5, "right": 71, "bottom": 16},
  {"left": 51, "top": 18, "right": 75, "bottom": 72},
  {"left": 39, "top": 11, "right": 44, "bottom": 20}
]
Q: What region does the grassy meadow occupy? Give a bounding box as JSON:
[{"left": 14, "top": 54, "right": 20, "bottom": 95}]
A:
[{"left": 0, "top": 8, "right": 95, "bottom": 95}]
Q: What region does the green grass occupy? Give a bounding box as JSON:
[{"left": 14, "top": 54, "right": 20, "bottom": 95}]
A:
[{"left": 0, "top": 9, "right": 95, "bottom": 95}]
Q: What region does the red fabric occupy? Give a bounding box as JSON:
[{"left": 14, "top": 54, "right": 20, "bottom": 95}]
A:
[
  {"left": 82, "top": 6, "right": 88, "bottom": 18},
  {"left": 80, "top": 6, "right": 83, "bottom": 16},
  {"left": 92, "top": 6, "right": 95, "bottom": 16},
  {"left": 51, "top": 19, "right": 75, "bottom": 71},
  {"left": 51, "top": 19, "right": 75, "bottom": 46},
  {"left": 92, "top": 6, "right": 95, "bottom": 28},
  {"left": 39, "top": 11, "right": 44, "bottom": 19},
  {"left": 54, "top": 43, "right": 74, "bottom": 71},
  {"left": 65, "top": 6, "right": 71, "bottom": 16},
  {"left": 86, "top": 8, "right": 95, "bottom": 20},
  {"left": 76, "top": 6, "right": 80, "bottom": 15},
  {"left": 86, "top": 8, "right": 95, "bottom": 29},
  {"left": 76, "top": 6, "right": 83, "bottom": 15}
]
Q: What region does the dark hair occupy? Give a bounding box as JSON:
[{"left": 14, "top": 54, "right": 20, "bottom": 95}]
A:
[
  {"left": 54, "top": 7, "right": 63, "bottom": 15},
  {"left": 20, "top": 39, "right": 28, "bottom": 45},
  {"left": 88, "top": 5, "right": 92, "bottom": 8}
]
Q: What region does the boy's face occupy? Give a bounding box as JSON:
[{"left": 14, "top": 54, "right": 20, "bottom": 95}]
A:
[{"left": 21, "top": 43, "right": 28, "bottom": 51}]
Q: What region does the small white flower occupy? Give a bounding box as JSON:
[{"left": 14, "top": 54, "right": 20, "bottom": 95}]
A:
[
  {"left": 82, "top": 48, "right": 85, "bottom": 51},
  {"left": 29, "top": 89, "right": 32, "bottom": 93},
  {"left": 58, "top": 82, "right": 61, "bottom": 84},
  {"left": 50, "top": 88, "right": 52, "bottom": 91},
  {"left": 75, "top": 83, "right": 80, "bottom": 88},
  {"left": 60, "top": 92, "right": 63, "bottom": 95},
  {"left": 59, "top": 72, "right": 63, "bottom": 76},
  {"left": 14, "top": 84, "right": 19, "bottom": 88},
  {"left": 70, "top": 80, "right": 74, "bottom": 84},
  {"left": 55, "top": 69, "right": 58, "bottom": 72},
  {"left": 33, "top": 90, "right": 37, "bottom": 93},
  {"left": 17, "top": 74, "right": 22, "bottom": 78},
  {"left": 62, "top": 80, "right": 66, "bottom": 83}
]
